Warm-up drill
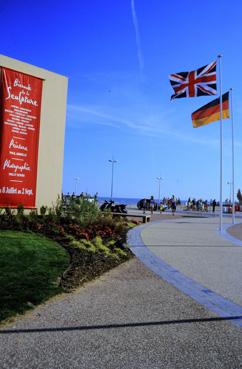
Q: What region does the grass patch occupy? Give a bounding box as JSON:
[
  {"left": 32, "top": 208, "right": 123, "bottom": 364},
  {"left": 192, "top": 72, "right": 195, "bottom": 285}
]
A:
[{"left": 0, "top": 230, "right": 69, "bottom": 322}]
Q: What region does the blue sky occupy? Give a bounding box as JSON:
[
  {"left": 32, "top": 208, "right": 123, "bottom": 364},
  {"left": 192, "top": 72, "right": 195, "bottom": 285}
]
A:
[{"left": 1, "top": 0, "right": 242, "bottom": 200}]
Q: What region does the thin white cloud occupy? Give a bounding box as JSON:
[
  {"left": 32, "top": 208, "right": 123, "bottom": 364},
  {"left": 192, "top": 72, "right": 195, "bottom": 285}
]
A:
[
  {"left": 131, "top": 0, "right": 144, "bottom": 77},
  {"left": 67, "top": 103, "right": 229, "bottom": 149},
  {"left": 68, "top": 104, "right": 152, "bottom": 132}
]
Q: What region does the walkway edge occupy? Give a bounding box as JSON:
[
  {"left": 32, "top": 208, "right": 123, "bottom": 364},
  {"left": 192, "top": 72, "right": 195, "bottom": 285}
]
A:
[
  {"left": 222, "top": 222, "right": 242, "bottom": 247},
  {"left": 128, "top": 222, "right": 242, "bottom": 328}
]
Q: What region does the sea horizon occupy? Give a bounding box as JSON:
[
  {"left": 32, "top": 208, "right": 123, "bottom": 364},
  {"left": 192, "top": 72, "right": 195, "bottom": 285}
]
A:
[{"left": 98, "top": 196, "right": 187, "bottom": 205}]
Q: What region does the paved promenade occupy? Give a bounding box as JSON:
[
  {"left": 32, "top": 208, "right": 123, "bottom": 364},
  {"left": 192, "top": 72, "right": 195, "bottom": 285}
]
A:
[
  {"left": 0, "top": 216, "right": 242, "bottom": 369},
  {"left": 141, "top": 217, "right": 242, "bottom": 307},
  {"left": 129, "top": 216, "right": 242, "bottom": 323}
]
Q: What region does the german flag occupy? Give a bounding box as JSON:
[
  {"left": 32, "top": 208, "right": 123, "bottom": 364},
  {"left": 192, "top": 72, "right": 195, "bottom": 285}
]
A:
[{"left": 192, "top": 92, "right": 230, "bottom": 128}]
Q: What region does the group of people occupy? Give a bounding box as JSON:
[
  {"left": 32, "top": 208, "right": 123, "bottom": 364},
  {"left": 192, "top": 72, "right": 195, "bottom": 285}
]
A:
[
  {"left": 164, "top": 196, "right": 177, "bottom": 215},
  {"left": 186, "top": 198, "right": 217, "bottom": 212},
  {"left": 142, "top": 196, "right": 156, "bottom": 214},
  {"left": 62, "top": 192, "right": 99, "bottom": 205},
  {"left": 141, "top": 196, "right": 218, "bottom": 215},
  {"left": 142, "top": 195, "right": 178, "bottom": 215}
]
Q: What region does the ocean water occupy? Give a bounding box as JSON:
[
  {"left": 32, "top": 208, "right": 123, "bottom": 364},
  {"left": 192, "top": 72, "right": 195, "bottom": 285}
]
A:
[
  {"left": 99, "top": 197, "right": 187, "bottom": 205},
  {"left": 98, "top": 197, "right": 140, "bottom": 205}
]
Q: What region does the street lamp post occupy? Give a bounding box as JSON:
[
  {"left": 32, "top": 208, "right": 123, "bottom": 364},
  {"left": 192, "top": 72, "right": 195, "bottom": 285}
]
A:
[
  {"left": 73, "top": 177, "right": 80, "bottom": 194},
  {"left": 108, "top": 159, "right": 117, "bottom": 200},
  {"left": 156, "top": 177, "right": 163, "bottom": 203},
  {"left": 227, "top": 181, "right": 232, "bottom": 203}
]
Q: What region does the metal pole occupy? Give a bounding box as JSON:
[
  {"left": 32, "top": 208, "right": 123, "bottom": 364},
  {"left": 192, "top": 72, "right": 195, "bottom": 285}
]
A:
[
  {"left": 111, "top": 162, "right": 114, "bottom": 199},
  {"left": 74, "top": 177, "right": 80, "bottom": 194},
  {"left": 218, "top": 54, "right": 223, "bottom": 232},
  {"left": 156, "top": 177, "right": 162, "bottom": 203},
  {"left": 227, "top": 181, "right": 232, "bottom": 203},
  {"left": 109, "top": 159, "right": 117, "bottom": 200},
  {"left": 158, "top": 180, "right": 160, "bottom": 203},
  {"left": 230, "top": 88, "right": 235, "bottom": 224}
]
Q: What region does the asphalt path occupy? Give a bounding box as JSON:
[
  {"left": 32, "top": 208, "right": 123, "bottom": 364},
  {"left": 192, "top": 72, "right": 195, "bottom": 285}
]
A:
[
  {"left": 1, "top": 258, "right": 242, "bottom": 369},
  {"left": 0, "top": 216, "right": 242, "bottom": 368}
]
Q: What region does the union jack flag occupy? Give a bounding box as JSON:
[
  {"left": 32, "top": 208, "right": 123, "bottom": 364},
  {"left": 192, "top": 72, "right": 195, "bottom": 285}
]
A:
[{"left": 169, "top": 61, "right": 217, "bottom": 99}]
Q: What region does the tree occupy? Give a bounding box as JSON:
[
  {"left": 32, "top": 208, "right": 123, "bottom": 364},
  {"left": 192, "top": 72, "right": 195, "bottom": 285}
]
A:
[{"left": 237, "top": 189, "right": 242, "bottom": 204}]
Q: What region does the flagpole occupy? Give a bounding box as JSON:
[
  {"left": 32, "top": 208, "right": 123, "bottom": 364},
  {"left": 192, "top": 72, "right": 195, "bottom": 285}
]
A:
[
  {"left": 230, "top": 88, "right": 235, "bottom": 224},
  {"left": 218, "top": 54, "right": 223, "bottom": 232}
]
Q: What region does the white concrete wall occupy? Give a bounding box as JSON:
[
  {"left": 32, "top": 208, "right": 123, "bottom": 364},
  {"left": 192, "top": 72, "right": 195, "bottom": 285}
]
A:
[{"left": 0, "top": 54, "right": 68, "bottom": 209}]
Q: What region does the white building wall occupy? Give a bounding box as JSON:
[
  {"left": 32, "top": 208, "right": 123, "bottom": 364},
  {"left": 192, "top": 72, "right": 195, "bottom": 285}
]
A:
[{"left": 0, "top": 54, "right": 68, "bottom": 209}]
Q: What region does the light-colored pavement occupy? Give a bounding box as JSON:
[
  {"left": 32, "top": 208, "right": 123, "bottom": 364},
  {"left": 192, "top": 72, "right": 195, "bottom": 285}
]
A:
[
  {"left": 1, "top": 258, "right": 242, "bottom": 369},
  {"left": 129, "top": 216, "right": 242, "bottom": 323},
  {"left": 142, "top": 217, "right": 242, "bottom": 306}
]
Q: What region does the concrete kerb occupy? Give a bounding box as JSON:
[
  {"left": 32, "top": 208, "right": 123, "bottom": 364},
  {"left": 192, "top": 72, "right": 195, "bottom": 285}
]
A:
[
  {"left": 221, "top": 221, "right": 242, "bottom": 247},
  {"left": 127, "top": 219, "right": 242, "bottom": 328}
]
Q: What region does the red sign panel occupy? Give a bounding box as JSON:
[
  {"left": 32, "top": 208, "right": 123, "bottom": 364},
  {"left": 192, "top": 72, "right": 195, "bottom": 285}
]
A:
[{"left": 0, "top": 67, "right": 43, "bottom": 208}]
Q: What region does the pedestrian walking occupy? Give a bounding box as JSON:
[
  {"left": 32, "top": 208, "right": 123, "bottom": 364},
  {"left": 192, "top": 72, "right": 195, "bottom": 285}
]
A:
[
  {"left": 143, "top": 199, "right": 147, "bottom": 214},
  {"left": 150, "top": 196, "right": 155, "bottom": 214},
  {"left": 160, "top": 202, "right": 164, "bottom": 213},
  {"left": 171, "top": 199, "right": 176, "bottom": 216},
  {"left": 212, "top": 199, "right": 216, "bottom": 213}
]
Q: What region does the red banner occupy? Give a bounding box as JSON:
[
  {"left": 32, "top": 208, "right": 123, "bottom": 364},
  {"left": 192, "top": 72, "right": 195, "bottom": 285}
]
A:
[{"left": 0, "top": 67, "right": 43, "bottom": 208}]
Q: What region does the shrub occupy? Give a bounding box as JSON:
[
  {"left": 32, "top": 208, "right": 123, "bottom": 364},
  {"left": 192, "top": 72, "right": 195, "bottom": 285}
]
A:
[
  {"left": 94, "top": 236, "right": 111, "bottom": 256},
  {"left": 40, "top": 206, "right": 47, "bottom": 216},
  {"left": 237, "top": 189, "right": 242, "bottom": 204}
]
